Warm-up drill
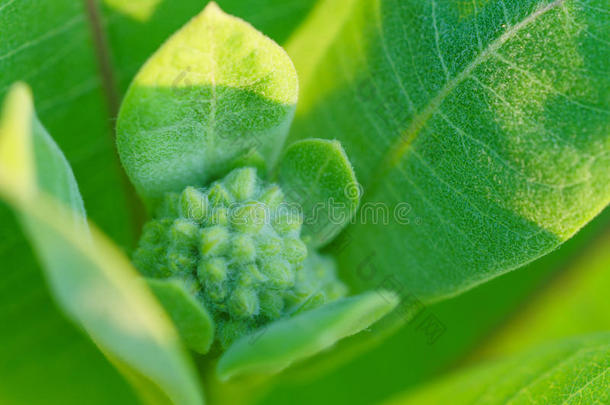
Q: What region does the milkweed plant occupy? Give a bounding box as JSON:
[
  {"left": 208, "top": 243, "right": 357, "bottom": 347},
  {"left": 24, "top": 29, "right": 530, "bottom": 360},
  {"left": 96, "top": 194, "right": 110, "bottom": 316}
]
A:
[{"left": 0, "top": 1, "right": 608, "bottom": 405}]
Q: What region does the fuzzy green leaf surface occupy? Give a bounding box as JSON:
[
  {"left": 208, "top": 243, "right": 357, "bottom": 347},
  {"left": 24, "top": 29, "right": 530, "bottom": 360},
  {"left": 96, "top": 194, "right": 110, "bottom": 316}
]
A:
[
  {"left": 288, "top": 0, "right": 610, "bottom": 301},
  {"left": 117, "top": 3, "right": 298, "bottom": 202},
  {"left": 384, "top": 333, "right": 610, "bottom": 405},
  {"left": 278, "top": 139, "right": 360, "bottom": 248},
  {"left": 0, "top": 85, "right": 204, "bottom": 405},
  {"left": 147, "top": 278, "right": 215, "bottom": 354},
  {"left": 217, "top": 290, "right": 398, "bottom": 381},
  {"left": 103, "top": 0, "right": 317, "bottom": 94}
]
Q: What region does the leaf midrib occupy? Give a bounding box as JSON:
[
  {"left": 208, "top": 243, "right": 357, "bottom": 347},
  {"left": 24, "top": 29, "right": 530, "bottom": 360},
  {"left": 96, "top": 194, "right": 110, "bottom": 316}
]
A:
[
  {"left": 84, "top": 0, "right": 145, "bottom": 237},
  {"left": 83, "top": 0, "right": 120, "bottom": 117},
  {"left": 367, "top": 0, "right": 566, "bottom": 198}
]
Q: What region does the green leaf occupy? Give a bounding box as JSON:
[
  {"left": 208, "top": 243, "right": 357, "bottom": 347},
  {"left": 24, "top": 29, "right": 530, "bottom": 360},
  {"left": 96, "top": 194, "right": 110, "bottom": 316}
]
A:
[
  {"left": 258, "top": 208, "right": 610, "bottom": 405},
  {"left": 0, "top": 81, "right": 84, "bottom": 220},
  {"left": 0, "top": 84, "right": 204, "bottom": 405},
  {"left": 102, "top": 0, "right": 317, "bottom": 94},
  {"left": 288, "top": 0, "right": 610, "bottom": 301},
  {"left": 19, "top": 202, "right": 205, "bottom": 405},
  {"left": 117, "top": 2, "right": 298, "bottom": 202},
  {"left": 473, "top": 228, "right": 610, "bottom": 358},
  {"left": 0, "top": 0, "right": 134, "bottom": 243},
  {"left": 147, "top": 278, "right": 215, "bottom": 354},
  {"left": 277, "top": 139, "right": 360, "bottom": 248},
  {"left": 31, "top": 117, "right": 86, "bottom": 220},
  {"left": 217, "top": 290, "right": 398, "bottom": 381},
  {"left": 0, "top": 278, "right": 140, "bottom": 405},
  {"left": 383, "top": 333, "right": 610, "bottom": 405},
  {"left": 0, "top": 7, "right": 139, "bottom": 400},
  {"left": 0, "top": 84, "right": 35, "bottom": 197}
]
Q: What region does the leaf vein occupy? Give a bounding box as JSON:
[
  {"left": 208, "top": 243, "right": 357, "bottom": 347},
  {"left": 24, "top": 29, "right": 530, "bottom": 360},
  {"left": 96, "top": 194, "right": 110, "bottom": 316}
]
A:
[
  {"left": 372, "top": 0, "right": 567, "bottom": 193},
  {"left": 0, "top": 14, "right": 83, "bottom": 62},
  {"left": 560, "top": 363, "right": 610, "bottom": 404},
  {"left": 493, "top": 52, "right": 610, "bottom": 114},
  {"left": 504, "top": 345, "right": 603, "bottom": 404},
  {"left": 375, "top": 2, "right": 416, "bottom": 112},
  {"left": 432, "top": 0, "right": 450, "bottom": 81}
]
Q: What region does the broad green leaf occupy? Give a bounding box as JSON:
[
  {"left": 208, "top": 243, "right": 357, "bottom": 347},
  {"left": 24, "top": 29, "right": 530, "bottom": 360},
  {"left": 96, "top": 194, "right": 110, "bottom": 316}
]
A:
[
  {"left": 217, "top": 291, "right": 398, "bottom": 381},
  {"left": 288, "top": 0, "right": 610, "bottom": 301},
  {"left": 383, "top": 333, "right": 610, "bottom": 405},
  {"left": 259, "top": 207, "right": 610, "bottom": 405},
  {"left": 117, "top": 3, "right": 298, "bottom": 202},
  {"left": 0, "top": 85, "right": 204, "bottom": 405},
  {"left": 147, "top": 278, "right": 215, "bottom": 354},
  {"left": 474, "top": 229, "right": 610, "bottom": 358},
  {"left": 277, "top": 139, "right": 360, "bottom": 248}
]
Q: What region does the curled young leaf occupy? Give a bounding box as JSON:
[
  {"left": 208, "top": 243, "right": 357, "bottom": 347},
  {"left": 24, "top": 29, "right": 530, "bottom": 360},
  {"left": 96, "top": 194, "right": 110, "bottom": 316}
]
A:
[
  {"left": 117, "top": 2, "right": 298, "bottom": 203},
  {"left": 216, "top": 290, "right": 398, "bottom": 381},
  {"left": 277, "top": 139, "right": 360, "bottom": 248},
  {"left": 147, "top": 278, "right": 215, "bottom": 354}
]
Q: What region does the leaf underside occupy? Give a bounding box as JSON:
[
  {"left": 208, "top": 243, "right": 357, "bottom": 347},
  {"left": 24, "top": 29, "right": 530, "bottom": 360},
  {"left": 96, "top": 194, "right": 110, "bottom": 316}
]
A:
[
  {"left": 257, "top": 208, "right": 610, "bottom": 405},
  {"left": 288, "top": 0, "right": 610, "bottom": 301}
]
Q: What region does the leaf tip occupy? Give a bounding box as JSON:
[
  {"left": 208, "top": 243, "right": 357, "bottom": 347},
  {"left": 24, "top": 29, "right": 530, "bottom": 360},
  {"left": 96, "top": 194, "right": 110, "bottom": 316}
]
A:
[
  {"left": 202, "top": 1, "right": 222, "bottom": 16},
  {"left": 375, "top": 289, "right": 400, "bottom": 310},
  {"left": 0, "top": 81, "right": 36, "bottom": 199}
]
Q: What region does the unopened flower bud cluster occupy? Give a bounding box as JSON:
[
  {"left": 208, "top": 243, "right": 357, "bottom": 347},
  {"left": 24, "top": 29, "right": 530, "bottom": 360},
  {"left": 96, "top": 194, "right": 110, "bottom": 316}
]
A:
[{"left": 134, "top": 167, "right": 347, "bottom": 347}]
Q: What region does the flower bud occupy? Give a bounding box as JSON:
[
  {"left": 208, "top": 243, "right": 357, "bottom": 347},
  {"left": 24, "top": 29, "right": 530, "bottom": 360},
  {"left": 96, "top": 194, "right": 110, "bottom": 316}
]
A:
[{"left": 133, "top": 167, "right": 347, "bottom": 348}]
